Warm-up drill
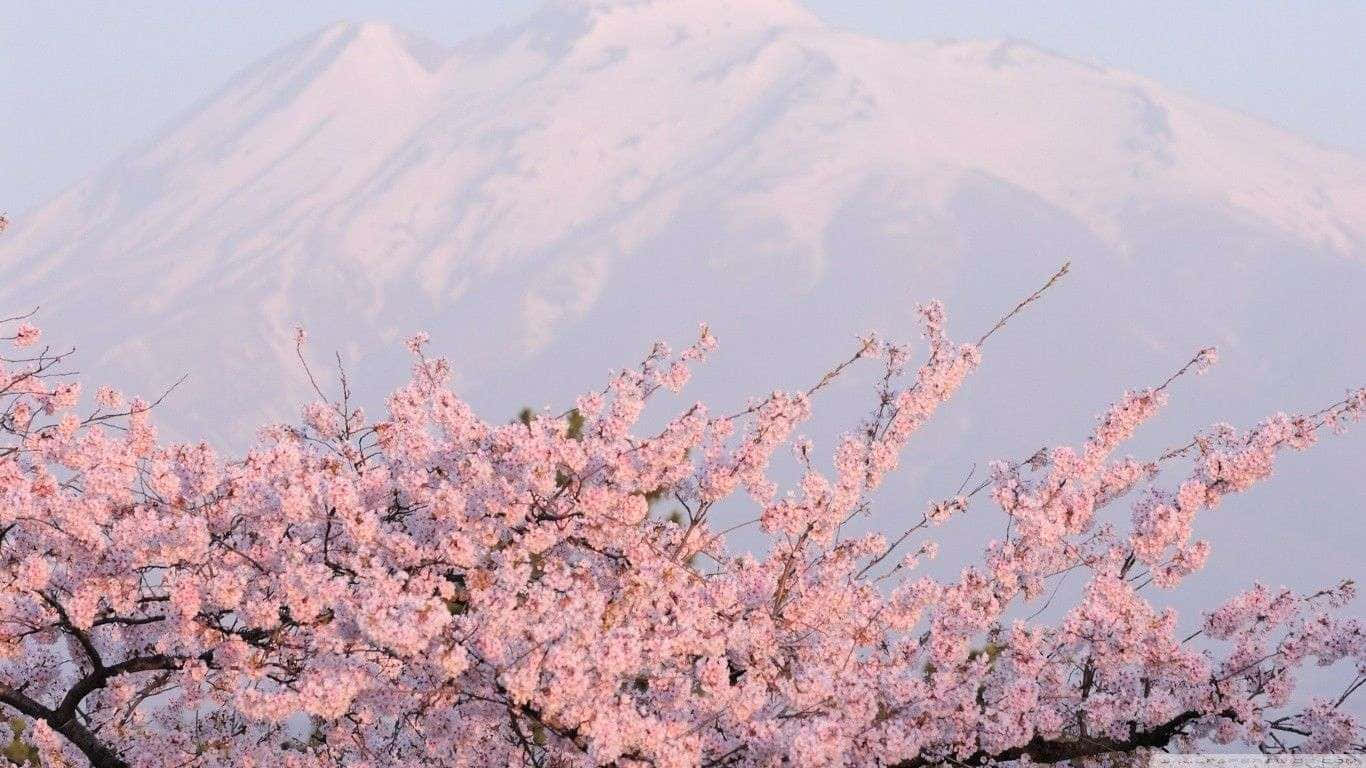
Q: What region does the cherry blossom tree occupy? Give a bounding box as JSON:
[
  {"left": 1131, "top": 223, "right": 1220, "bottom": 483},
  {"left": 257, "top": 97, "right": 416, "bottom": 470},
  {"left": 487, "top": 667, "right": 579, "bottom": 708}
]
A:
[{"left": 1, "top": 260, "right": 1363, "bottom": 767}]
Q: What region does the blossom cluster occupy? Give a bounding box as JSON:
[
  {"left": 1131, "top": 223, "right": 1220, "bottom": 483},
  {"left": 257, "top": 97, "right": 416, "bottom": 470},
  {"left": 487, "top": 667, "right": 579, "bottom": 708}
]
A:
[{"left": 0, "top": 297, "right": 1363, "bottom": 768}]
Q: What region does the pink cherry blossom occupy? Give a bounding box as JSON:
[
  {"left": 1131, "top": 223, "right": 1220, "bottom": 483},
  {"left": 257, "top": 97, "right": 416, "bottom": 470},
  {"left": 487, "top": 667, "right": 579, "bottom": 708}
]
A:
[
  {"left": 1, "top": 264, "right": 1364, "bottom": 767},
  {"left": 12, "top": 322, "right": 39, "bottom": 347}
]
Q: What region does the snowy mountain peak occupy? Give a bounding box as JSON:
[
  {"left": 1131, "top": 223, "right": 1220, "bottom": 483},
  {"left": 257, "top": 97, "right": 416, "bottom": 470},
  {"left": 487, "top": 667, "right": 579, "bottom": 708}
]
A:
[
  {"left": 541, "top": 0, "right": 821, "bottom": 26},
  {"left": 489, "top": 0, "right": 823, "bottom": 63},
  {"left": 274, "top": 19, "right": 445, "bottom": 90}
]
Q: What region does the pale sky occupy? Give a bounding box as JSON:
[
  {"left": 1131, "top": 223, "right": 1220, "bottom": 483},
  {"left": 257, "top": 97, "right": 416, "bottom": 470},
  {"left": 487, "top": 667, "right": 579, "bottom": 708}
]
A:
[{"left": 3, "top": 0, "right": 1364, "bottom": 215}]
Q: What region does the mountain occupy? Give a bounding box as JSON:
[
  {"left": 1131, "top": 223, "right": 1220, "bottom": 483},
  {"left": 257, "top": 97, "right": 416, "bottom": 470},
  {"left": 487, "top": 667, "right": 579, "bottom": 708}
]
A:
[{"left": 2, "top": 0, "right": 1364, "bottom": 634}]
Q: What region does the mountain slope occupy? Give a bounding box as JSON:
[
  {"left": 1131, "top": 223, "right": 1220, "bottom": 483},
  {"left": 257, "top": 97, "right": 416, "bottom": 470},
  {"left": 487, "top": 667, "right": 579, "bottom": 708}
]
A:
[{"left": 2, "top": 0, "right": 1364, "bottom": 634}]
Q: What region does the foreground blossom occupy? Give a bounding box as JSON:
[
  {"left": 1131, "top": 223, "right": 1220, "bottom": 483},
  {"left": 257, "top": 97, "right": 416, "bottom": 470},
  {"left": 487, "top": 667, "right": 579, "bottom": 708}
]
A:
[{"left": 1, "top": 266, "right": 1363, "bottom": 767}]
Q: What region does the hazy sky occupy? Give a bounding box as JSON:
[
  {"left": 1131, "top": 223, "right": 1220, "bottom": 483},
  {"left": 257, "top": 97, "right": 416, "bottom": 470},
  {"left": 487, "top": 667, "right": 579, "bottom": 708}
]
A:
[{"left": 3, "top": 0, "right": 1364, "bottom": 215}]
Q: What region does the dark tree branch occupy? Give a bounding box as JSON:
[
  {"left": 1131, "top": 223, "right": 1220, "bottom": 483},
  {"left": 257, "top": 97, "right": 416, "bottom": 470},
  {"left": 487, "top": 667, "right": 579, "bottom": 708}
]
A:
[{"left": 891, "top": 709, "right": 1226, "bottom": 767}]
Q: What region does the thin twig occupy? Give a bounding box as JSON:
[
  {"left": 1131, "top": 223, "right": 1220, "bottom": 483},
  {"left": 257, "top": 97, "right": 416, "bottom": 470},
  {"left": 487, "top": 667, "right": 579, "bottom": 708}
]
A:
[{"left": 975, "top": 261, "right": 1070, "bottom": 347}]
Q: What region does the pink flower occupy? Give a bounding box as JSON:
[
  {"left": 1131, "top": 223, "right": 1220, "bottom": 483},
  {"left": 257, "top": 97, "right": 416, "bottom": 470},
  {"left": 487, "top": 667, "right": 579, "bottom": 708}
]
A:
[
  {"left": 0, "top": 288, "right": 1359, "bottom": 767},
  {"left": 95, "top": 384, "right": 124, "bottom": 408},
  {"left": 1194, "top": 346, "right": 1219, "bottom": 374},
  {"left": 405, "top": 330, "right": 431, "bottom": 355},
  {"left": 12, "top": 322, "right": 39, "bottom": 347}
]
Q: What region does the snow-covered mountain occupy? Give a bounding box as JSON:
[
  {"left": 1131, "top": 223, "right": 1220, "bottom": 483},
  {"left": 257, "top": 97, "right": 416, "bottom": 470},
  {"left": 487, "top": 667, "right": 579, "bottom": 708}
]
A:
[{"left": 2, "top": 0, "right": 1364, "bottom": 611}]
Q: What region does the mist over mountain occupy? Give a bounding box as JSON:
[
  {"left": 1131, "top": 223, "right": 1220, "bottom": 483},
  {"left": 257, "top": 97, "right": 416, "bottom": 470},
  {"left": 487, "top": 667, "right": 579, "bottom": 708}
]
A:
[{"left": 2, "top": 0, "right": 1363, "bottom": 665}]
